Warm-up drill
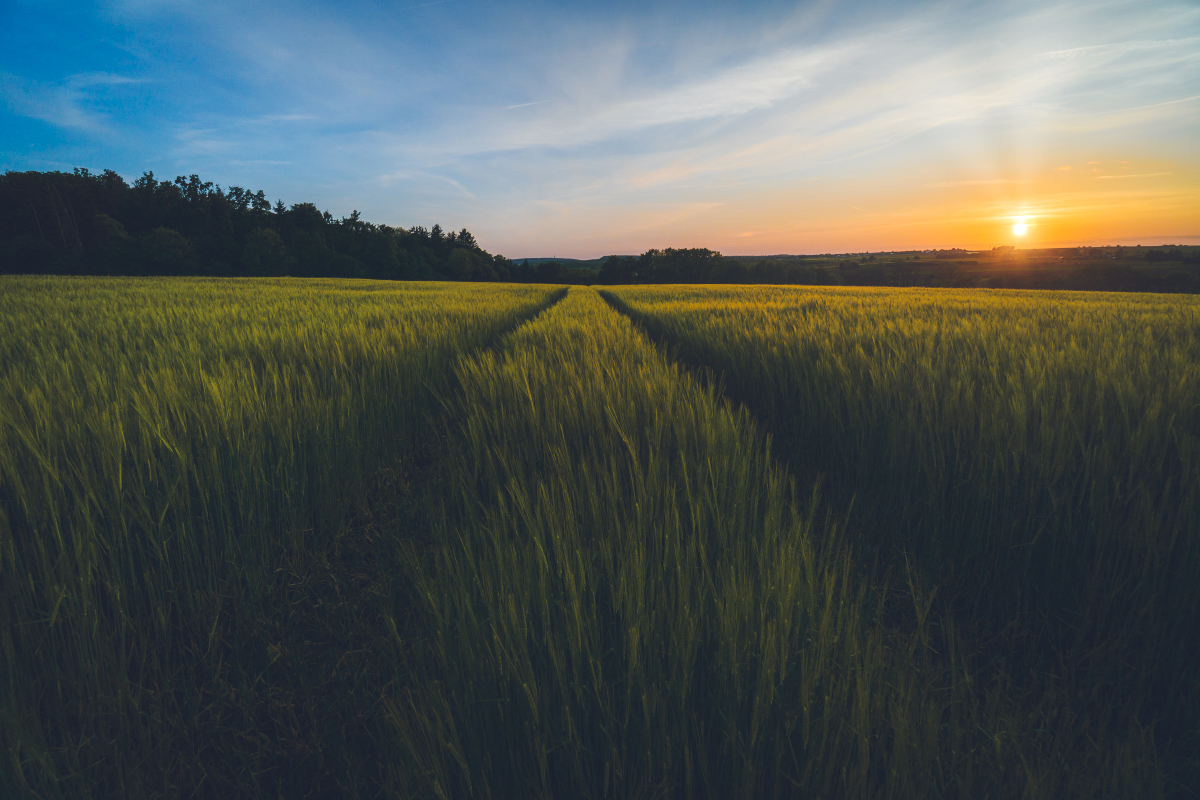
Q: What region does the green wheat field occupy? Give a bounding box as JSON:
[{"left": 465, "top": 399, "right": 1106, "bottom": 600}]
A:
[{"left": 2, "top": 276, "right": 1198, "bottom": 798}]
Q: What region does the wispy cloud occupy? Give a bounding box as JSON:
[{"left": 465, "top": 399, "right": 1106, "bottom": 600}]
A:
[
  {"left": 173, "top": 125, "right": 238, "bottom": 157},
  {"left": 0, "top": 72, "right": 143, "bottom": 131},
  {"left": 259, "top": 114, "right": 316, "bottom": 122},
  {"left": 503, "top": 100, "right": 555, "bottom": 110},
  {"left": 1042, "top": 36, "right": 1200, "bottom": 59},
  {"left": 1095, "top": 172, "right": 1172, "bottom": 179},
  {"left": 379, "top": 170, "right": 477, "bottom": 199},
  {"left": 925, "top": 179, "right": 1028, "bottom": 188},
  {"left": 390, "top": 0, "right": 1198, "bottom": 193},
  {"left": 601, "top": 46, "right": 841, "bottom": 130}
]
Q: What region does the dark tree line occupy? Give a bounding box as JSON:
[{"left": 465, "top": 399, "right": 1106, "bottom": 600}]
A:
[
  {"left": 583, "top": 247, "right": 1200, "bottom": 293},
  {"left": 0, "top": 168, "right": 551, "bottom": 282},
  {"left": 590, "top": 248, "right": 839, "bottom": 285},
  {"left": 4, "top": 168, "right": 1196, "bottom": 294}
]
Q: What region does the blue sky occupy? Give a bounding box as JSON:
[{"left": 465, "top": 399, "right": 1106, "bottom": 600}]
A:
[{"left": 3, "top": 0, "right": 1198, "bottom": 257}]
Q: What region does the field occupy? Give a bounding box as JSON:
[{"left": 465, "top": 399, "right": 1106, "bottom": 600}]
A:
[
  {"left": 603, "top": 285, "right": 1200, "bottom": 788},
  {"left": 2, "top": 278, "right": 1198, "bottom": 798},
  {"left": 0, "top": 277, "right": 564, "bottom": 796}
]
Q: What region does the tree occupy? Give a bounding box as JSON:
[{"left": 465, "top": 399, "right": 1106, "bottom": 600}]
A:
[
  {"left": 599, "top": 255, "right": 635, "bottom": 284},
  {"left": 535, "top": 260, "right": 565, "bottom": 283},
  {"left": 240, "top": 228, "right": 291, "bottom": 276},
  {"left": 141, "top": 227, "right": 196, "bottom": 276},
  {"left": 290, "top": 202, "right": 326, "bottom": 232},
  {"left": 0, "top": 167, "right": 519, "bottom": 283},
  {"left": 92, "top": 213, "right": 135, "bottom": 274},
  {"left": 445, "top": 248, "right": 475, "bottom": 281}
]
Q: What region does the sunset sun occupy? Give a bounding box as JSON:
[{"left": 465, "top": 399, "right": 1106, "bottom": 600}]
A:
[{"left": 1013, "top": 222, "right": 1028, "bottom": 236}]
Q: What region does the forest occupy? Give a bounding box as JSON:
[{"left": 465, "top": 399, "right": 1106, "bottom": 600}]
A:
[
  {"left": 0, "top": 168, "right": 549, "bottom": 282},
  {"left": 3, "top": 168, "right": 1198, "bottom": 293}
]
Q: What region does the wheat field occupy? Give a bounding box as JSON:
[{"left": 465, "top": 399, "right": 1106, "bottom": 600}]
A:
[
  {"left": 3, "top": 279, "right": 1196, "bottom": 797},
  {"left": 0, "top": 276, "right": 562, "bottom": 797}
]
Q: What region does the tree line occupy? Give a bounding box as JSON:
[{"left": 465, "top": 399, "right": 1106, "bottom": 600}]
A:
[
  {"left": 589, "top": 248, "right": 1200, "bottom": 293},
  {"left": 3, "top": 168, "right": 1197, "bottom": 293},
  {"left": 0, "top": 168, "right": 559, "bottom": 282},
  {"left": 592, "top": 249, "right": 839, "bottom": 285}
]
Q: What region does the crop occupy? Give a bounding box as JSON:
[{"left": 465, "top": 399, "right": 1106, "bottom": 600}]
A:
[
  {"left": 603, "top": 284, "right": 1200, "bottom": 793},
  {"left": 391, "top": 287, "right": 1167, "bottom": 799},
  {"left": 0, "top": 276, "right": 561, "bottom": 797},
  {"left": 4, "top": 277, "right": 1192, "bottom": 797}
]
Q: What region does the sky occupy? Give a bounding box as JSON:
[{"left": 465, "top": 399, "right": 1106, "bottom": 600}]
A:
[{"left": 2, "top": 0, "right": 1198, "bottom": 258}]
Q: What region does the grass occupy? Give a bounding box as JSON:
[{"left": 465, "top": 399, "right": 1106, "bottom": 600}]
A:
[
  {"left": 0, "top": 276, "right": 563, "bottom": 797},
  {"left": 3, "top": 278, "right": 1194, "bottom": 797},
  {"left": 602, "top": 283, "right": 1200, "bottom": 795},
  {"left": 390, "top": 287, "right": 1169, "bottom": 798}
]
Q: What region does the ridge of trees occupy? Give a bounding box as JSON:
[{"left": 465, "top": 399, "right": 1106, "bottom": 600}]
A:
[
  {"left": 0, "top": 168, "right": 557, "bottom": 282},
  {"left": 592, "top": 247, "right": 1200, "bottom": 293},
  {"left": 2, "top": 168, "right": 1197, "bottom": 293}
]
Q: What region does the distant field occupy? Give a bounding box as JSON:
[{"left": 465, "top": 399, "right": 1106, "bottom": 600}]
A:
[{"left": 3, "top": 279, "right": 1197, "bottom": 798}]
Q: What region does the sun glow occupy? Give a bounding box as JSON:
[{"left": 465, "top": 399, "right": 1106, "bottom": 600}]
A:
[{"left": 1013, "top": 221, "right": 1028, "bottom": 236}]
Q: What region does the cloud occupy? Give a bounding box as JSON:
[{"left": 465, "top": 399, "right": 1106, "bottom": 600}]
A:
[
  {"left": 1057, "top": 165, "right": 1071, "bottom": 170},
  {"left": 1095, "top": 172, "right": 1172, "bottom": 179},
  {"left": 620, "top": 202, "right": 727, "bottom": 233},
  {"left": 379, "top": 170, "right": 477, "bottom": 199},
  {"left": 503, "top": 100, "right": 555, "bottom": 110},
  {"left": 459, "top": 40, "right": 857, "bottom": 156},
  {"left": 603, "top": 46, "right": 840, "bottom": 129},
  {"left": 390, "top": 0, "right": 1198, "bottom": 198},
  {"left": 1041, "top": 36, "right": 1200, "bottom": 59},
  {"left": 0, "top": 72, "right": 142, "bottom": 131},
  {"left": 1058, "top": 94, "right": 1200, "bottom": 133},
  {"left": 259, "top": 114, "right": 316, "bottom": 122},
  {"left": 925, "top": 179, "right": 1029, "bottom": 188}
]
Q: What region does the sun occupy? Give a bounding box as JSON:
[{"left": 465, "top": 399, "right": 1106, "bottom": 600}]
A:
[{"left": 1013, "top": 222, "right": 1027, "bottom": 236}]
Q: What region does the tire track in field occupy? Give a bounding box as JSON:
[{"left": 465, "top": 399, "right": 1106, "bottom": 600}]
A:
[
  {"left": 393, "top": 287, "right": 870, "bottom": 797},
  {"left": 111, "top": 283, "right": 575, "bottom": 799},
  {"left": 596, "top": 287, "right": 824, "bottom": 493},
  {"left": 595, "top": 286, "right": 1185, "bottom": 798},
  {"left": 328, "top": 285, "right": 1170, "bottom": 798},
  {"left": 597, "top": 286, "right": 895, "bottom": 554}
]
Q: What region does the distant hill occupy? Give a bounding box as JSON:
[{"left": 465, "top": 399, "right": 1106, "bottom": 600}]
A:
[
  {"left": 521, "top": 254, "right": 911, "bottom": 269},
  {"left": 515, "top": 256, "right": 635, "bottom": 271}
]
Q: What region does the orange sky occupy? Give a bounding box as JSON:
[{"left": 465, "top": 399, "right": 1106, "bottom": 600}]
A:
[
  {"left": 704, "top": 157, "right": 1197, "bottom": 253},
  {"left": 488, "top": 148, "right": 1199, "bottom": 257}
]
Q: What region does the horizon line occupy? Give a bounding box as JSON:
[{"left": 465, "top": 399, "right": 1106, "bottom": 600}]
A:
[{"left": 510, "top": 238, "right": 1200, "bottom": 261}]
